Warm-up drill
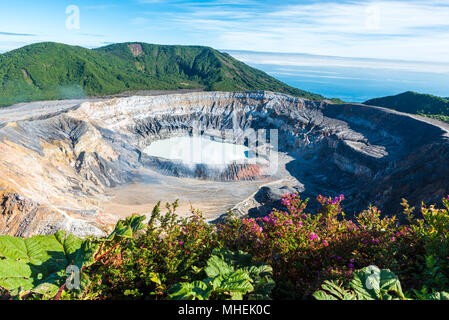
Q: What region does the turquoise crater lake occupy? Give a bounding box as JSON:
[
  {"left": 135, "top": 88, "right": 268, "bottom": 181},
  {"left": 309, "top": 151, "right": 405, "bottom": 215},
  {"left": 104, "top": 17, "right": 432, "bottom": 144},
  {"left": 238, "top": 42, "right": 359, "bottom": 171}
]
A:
[{"left": 143, "top": 136, "right": 253, "bottom": 166}]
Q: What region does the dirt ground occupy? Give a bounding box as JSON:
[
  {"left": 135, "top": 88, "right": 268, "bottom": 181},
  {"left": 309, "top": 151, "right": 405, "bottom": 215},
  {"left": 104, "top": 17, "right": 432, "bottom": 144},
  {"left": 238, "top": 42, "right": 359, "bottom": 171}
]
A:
[{"left": 100, "top": 167, "right": 273, "bottom": 221}]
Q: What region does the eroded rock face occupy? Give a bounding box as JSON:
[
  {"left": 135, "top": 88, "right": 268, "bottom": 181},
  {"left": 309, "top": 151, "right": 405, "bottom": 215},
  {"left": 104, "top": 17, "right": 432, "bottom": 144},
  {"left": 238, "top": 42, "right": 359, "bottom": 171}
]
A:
[
  {"left": 128, "top": 44, "right": 143, "bottom": 57},
  {"left": 0, "top": 190, "right": 105, "bottom": 237},
  {"left": 0, "top": 91, "right": 448, "bottom": 236}
]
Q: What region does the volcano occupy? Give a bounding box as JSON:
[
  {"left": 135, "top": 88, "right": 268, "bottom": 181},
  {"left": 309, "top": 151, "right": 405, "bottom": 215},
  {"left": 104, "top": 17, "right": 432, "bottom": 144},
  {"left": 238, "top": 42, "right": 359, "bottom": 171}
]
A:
[{"left": 0, "top": 91, "right": 448, "bottom": 237}]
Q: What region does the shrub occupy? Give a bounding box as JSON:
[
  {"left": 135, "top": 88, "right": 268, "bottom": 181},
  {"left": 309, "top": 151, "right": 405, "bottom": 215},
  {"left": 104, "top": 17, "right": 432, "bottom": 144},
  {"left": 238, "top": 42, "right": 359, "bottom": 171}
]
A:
[
  {"left": 313, "top": 265, "right": 449, "bottom": 300},
  {"left": 81, "top": 201, "right": 218, "bottom": 300},
  {"left": 1, "top": 193, "right": 449, "bottom": 300},
  {"left": 217, "top": 194, "right": 429, "bottom": 298},
  {"left": 313, "top": 265, "right": 407, "bottom": 300},
  {"left": 167, "top": 248, "right": 274, "bottom": 300},
  {"left": 404, "top": 197, "right": 449, "bottom": 291}
]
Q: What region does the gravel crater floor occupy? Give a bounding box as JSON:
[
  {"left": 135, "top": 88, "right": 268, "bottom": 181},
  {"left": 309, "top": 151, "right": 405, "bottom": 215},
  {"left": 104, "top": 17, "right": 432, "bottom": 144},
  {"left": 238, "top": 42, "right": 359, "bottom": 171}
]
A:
[{"left": 101, "top": 153, "right": 295, "bottom": 221}]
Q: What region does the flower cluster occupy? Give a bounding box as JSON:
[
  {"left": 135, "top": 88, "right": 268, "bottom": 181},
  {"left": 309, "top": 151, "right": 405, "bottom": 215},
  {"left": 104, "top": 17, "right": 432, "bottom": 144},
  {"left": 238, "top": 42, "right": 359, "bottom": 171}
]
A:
[
  {"left": 218, "top": 192, "right": 435, "bottom": 298},
  {"left": 83, "top": 194, "right": 449, "bottom": 300}
]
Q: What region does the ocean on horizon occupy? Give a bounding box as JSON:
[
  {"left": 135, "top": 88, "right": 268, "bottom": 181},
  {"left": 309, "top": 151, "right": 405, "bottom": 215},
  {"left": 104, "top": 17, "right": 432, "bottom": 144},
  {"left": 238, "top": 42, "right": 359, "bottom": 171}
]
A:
[{"left": 226, "top": 50, "right": 449, "bottom": 103}]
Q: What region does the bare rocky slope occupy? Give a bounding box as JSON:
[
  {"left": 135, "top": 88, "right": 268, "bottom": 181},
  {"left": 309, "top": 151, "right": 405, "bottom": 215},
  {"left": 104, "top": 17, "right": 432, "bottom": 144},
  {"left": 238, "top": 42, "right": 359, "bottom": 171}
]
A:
[{"left": 0, "top": 91, "right": 448, "bottom": 237}]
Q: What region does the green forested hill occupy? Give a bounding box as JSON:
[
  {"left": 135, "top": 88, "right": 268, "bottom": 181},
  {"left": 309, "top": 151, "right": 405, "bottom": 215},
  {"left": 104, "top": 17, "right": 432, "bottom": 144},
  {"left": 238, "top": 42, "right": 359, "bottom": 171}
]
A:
[
  {"left": 0, "top": 42, "right": 325, "bottom": 107},
  {"left": 364, "top": 91, "right": 449, "bottom": 123}
]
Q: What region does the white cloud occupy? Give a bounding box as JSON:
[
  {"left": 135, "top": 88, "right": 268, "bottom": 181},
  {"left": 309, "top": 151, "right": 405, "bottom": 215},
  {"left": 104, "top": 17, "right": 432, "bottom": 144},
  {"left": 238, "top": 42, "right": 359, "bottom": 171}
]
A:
[
  {"left": 168, "top": 0, "right": 449, "bottom": 63},
  {"left": 225, "top": 50, "right": 449, "bottom": 74},
  {"left": 1, "top": 0, "right": 447, "bottom": 64}
]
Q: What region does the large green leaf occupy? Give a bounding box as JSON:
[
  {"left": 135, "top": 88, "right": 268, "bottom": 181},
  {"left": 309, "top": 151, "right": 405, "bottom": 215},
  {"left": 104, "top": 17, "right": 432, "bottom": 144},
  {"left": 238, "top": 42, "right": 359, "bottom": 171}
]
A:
[
  {"left": 210, "top": 270, "right": 254, "bottom": 300},
  {"left": 108, "top": 215, "right": 146, "bottom": 240},
  {"left": 204, "top": 255, "right": 235, "bottom": 278},
  {"left": 350, "top": 265, "right": 406, "bottom": 300},
  {"left": 314, "top": 265, "right": 407, "bottom": 300},
  {"left": 0, "top": 231, "right": 99, "bottom": 298},
  {"left": 413, "top": 288, "right": 449, "bottom": 300},
  {"left": 313, "top": 280, "right": 357, "bottom": 300},
  {"left": 428, "top": 291, "right": 449, "bottom": 300},
  {"left": 168, "top": 249, "right": 274, "bottom": 300},
  {"left": 167, "top": 281, "right": 212, "bottom": 300},
  {"left": 242, "top": 264, "right": 275, "bottom": 300},
  {"left": 209, "top": 248, "right": 252, "bottom": 268}
]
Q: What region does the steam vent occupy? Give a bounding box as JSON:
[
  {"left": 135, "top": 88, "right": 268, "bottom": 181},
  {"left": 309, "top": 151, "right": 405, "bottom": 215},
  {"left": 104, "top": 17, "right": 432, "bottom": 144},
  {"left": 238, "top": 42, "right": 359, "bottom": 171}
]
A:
[{"left": 0, "top": 91, "right": 449, "bottom": 237}]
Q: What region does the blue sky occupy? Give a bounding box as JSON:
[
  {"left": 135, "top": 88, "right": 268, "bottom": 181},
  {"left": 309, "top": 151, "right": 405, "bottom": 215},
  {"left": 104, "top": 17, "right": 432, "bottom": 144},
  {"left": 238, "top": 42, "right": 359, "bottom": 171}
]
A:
[{"left": 0, "top": 0, "right": 448, "bottom": 62}]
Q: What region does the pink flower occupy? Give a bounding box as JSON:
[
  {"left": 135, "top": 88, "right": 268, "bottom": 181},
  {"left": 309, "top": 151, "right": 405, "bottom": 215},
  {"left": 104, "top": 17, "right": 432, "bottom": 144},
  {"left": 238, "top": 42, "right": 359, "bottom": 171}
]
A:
[{"left": 309, "top": 232, "right": 319, "bottom": 241}]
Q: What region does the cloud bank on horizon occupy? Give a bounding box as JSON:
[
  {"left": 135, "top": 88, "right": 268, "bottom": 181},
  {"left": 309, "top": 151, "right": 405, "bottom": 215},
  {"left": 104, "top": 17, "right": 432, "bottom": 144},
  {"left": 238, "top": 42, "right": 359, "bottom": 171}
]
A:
[{"left": 0, "top": 0, "right": 448, "bottom": 65}]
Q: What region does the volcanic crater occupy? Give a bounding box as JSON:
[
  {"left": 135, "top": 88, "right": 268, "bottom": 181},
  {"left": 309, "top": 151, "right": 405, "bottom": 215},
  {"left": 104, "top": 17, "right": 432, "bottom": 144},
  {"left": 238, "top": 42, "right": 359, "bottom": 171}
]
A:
[{"left": 0, "top": 91, "right": 448, "bottom": 237}]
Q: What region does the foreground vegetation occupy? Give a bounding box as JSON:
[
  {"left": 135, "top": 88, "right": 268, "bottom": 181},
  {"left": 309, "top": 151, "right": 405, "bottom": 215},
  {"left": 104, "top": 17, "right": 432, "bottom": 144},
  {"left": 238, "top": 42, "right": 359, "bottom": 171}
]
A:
[
  {"left": 0, "top": 42, "right": 329, "bottom": 108},
  {"left": 1, "top": 194, "right": 449, "bottom": 300}
]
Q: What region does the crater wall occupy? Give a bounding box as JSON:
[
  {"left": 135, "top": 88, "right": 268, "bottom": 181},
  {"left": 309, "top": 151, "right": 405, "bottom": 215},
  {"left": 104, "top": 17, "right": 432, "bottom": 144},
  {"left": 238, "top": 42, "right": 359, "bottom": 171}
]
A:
[{"left": 0, "top": 91, "right": 448, "bottom": 236}]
